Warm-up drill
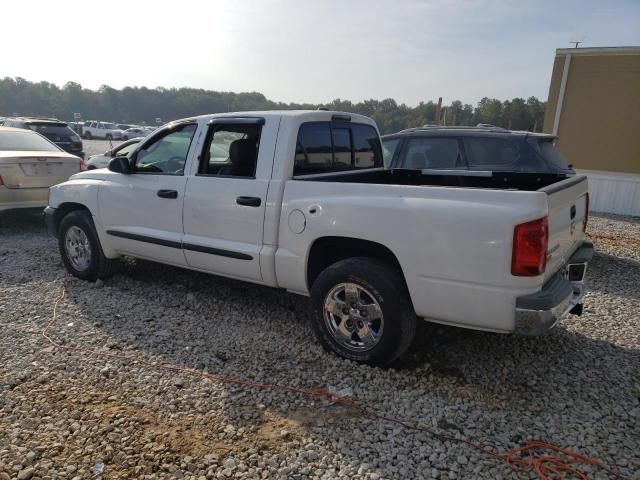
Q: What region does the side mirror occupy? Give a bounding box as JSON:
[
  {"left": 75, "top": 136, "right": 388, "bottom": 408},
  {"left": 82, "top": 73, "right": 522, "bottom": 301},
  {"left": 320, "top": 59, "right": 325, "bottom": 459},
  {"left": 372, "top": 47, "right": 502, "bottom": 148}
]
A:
[{"left": 108, "top": 156, "right": 131, "bottom": 174}]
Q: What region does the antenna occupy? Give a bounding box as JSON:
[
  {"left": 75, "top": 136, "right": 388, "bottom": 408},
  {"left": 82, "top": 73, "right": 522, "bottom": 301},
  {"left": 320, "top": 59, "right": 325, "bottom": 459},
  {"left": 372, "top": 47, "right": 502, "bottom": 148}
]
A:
[{"left": 569, "top": 36, "right": 585, "bottom": 48}]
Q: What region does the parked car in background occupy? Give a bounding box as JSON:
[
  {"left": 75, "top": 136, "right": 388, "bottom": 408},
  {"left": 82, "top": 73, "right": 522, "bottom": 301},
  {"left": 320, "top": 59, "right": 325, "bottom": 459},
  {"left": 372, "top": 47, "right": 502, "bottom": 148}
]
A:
[
  {"left": 46, "top": 111, "right": 591, "bottom": 366},
  {"left": 143, "top": 126, "right": 156, "bottom": 135},
  {"left": 382, "top": 125, "right": 576, "bottom": 175},
  {"left": 85, "top": 137, "right": 142, "bottom": 169},
  {"left": 0, "top": 126, "right": 84, "bottom": 212},
  {"left": 3, "top": 118, "right": 85, "bottom": 159},
  {"left": 122, "top": 127, "right": 148, "bottom": 140},
  {"left": 82, "top": 121, "right": 124, "bottom": 140}
]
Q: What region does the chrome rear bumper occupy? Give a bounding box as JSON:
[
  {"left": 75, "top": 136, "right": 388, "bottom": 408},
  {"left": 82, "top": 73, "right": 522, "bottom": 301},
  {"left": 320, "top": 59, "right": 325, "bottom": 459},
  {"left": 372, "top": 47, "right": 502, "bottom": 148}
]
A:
[{"left": 514, "top": 241, "right": 593, "bottom": 336}]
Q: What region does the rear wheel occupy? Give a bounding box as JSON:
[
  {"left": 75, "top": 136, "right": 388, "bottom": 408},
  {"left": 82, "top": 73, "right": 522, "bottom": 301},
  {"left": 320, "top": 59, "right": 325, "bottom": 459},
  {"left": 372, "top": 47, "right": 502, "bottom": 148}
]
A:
[
  {"left": 58, "top": 210, "right": 117, "bottom": 281},
  {"left": 310, "top": 257, "right": 416, "bottom": 367}
]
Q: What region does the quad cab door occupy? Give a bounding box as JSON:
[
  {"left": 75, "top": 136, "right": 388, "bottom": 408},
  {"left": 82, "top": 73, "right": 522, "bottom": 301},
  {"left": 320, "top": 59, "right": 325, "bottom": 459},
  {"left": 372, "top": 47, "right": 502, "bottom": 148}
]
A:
[
  {"left": 182, "top": 117, "right": 276, "bottom": 282},
  {"left": 98, "top": 122, "right": 199, "bottom": 266}
]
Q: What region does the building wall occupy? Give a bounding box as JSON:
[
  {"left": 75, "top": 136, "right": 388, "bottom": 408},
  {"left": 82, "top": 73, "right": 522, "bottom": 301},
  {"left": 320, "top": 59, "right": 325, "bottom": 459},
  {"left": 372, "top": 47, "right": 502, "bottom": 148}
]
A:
[{"left": 544, "top": 48, "right": 640, "bottom": 216}]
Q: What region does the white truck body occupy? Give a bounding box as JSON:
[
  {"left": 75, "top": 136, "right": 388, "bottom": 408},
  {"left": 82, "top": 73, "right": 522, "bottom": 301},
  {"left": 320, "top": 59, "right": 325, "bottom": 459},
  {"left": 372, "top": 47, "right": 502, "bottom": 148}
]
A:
[{"left": 46, "top": 111, "right": 592, "bottom": 364}]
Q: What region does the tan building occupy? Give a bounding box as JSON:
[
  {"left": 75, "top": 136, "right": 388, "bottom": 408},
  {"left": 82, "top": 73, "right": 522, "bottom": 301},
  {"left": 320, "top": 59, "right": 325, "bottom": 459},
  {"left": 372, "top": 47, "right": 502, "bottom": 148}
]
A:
[{"left": 543, "top": 46, "right": 640, "bottom": 216}]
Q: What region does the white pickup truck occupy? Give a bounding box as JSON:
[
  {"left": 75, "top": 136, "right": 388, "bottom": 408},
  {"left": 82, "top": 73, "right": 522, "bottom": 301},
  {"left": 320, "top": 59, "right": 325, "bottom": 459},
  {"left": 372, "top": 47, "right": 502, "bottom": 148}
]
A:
[{"left": 45, "top": 110, "right": 593, "bottom": 366}]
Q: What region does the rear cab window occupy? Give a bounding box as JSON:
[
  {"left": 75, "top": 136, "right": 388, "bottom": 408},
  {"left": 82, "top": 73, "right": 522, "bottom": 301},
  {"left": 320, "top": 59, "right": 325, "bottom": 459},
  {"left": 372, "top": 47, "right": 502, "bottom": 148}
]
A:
[{"left": 294, "top": 121, "right": 382, "bottom": 176}]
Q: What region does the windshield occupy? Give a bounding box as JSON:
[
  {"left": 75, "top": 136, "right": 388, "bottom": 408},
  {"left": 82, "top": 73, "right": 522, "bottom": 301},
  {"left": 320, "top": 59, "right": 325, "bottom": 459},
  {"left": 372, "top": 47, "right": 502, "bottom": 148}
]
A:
[{"left": 0, "top": 130, "right": 62, "bottom": 151}]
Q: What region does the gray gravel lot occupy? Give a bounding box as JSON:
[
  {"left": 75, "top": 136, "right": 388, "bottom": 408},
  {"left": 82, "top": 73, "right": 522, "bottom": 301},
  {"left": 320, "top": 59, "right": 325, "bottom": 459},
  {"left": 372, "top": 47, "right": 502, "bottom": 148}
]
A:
[
  {"left": 84, "top": 139, "right": 119, "bottom": 158},
  {"left": 0, "top": 212, "right": 638, "bottom": 479}
]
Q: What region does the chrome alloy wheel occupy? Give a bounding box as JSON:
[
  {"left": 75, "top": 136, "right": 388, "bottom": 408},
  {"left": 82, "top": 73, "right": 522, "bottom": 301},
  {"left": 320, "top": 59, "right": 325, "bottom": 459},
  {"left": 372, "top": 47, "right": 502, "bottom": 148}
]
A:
[
  {"left": 323, "top": 283, "right": 384, "bottom": 352},
  {"left": 64, "top": 226, "right": 92, "bottom": 271}
]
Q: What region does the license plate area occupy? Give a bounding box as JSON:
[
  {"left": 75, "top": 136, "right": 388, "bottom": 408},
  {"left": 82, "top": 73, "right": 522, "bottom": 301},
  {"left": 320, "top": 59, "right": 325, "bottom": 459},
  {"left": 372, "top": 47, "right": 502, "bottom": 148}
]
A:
[
  {"left": 20, "top": 162, "right": 62, "bottom": 176},
  {"left": 565, "top": 262, "right": 587, "bottom": 282}
]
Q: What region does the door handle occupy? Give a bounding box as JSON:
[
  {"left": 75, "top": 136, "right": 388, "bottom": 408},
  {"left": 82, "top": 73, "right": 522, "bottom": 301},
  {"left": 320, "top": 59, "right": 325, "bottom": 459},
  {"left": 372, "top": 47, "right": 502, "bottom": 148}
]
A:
[
  {"left": 236, "top": 196, "right": 261, "bottom": 207},
  {"left": 157, "top": 189, "right": 178, "bottom": 199}
]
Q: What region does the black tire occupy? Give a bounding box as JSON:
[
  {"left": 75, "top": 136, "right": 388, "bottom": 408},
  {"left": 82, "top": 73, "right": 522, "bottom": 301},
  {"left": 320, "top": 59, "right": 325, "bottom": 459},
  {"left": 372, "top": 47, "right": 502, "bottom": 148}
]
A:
[
  {"left": 105, "top": 134, "right": 112, "bottom": 141},
  {"left": 58, "top": 210, "right": 117, "bottom": 281},
  {"left": 310, "top": 257, "right": 416, "bottom": 367},
  {"left": 84, "top": 131, "right": 92, "bottom": 140},
  {"left": 87, "top": 165, "right": 96, "bottom": 170}
]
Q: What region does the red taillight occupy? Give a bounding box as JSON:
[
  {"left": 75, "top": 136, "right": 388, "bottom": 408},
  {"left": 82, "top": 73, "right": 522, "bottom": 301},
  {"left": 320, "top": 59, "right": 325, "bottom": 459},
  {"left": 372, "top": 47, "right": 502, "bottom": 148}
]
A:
[
  {"left": 583, "top": 193, "right": 589, "bottom": 232},
  {"left": 511, "top": 217, "right": 548, "bottom": 276},
  {"left": 80, "top": 159, "right": 87, "bottom": 171}
]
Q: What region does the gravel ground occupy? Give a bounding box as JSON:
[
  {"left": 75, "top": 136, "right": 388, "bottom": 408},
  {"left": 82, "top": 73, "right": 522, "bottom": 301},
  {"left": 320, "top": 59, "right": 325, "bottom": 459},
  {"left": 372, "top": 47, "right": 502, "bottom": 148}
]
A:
[
  {"left": 83, "top": 139, "right": 119, "bottom": 158},
  {"left": 0, "top": 211, "right": 638, "bottom": 480}
]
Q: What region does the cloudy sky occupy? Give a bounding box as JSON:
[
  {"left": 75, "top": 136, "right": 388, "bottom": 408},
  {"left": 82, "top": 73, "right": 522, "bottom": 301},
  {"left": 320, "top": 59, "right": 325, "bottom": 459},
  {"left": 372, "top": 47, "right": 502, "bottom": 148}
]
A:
[{"left": 3, "top": 0, "right": 639, "bottom": 105}]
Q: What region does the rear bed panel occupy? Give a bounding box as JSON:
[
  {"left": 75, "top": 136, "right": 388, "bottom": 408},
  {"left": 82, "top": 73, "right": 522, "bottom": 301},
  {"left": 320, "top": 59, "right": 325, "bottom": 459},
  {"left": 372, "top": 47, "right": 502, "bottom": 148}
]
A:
[{"left": 277, "top": 174, "right": 590, "bottom": 333}]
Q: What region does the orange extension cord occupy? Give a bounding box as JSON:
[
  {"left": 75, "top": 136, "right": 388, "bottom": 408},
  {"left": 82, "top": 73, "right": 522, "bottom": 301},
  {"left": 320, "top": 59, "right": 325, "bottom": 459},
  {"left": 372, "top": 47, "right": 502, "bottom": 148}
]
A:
[{"left": 41, "top": 277, "right": 631, "bottom": 480}]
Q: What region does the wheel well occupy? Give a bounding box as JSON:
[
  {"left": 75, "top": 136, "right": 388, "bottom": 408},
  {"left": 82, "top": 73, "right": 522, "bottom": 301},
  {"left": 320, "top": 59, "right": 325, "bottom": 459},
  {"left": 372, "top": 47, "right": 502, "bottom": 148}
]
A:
[
  {"left": 53, "top": 203, "right": 90, "bottom": 235},
  {"left": 307, "top": 236, "right": 404, "bottom": 289}
]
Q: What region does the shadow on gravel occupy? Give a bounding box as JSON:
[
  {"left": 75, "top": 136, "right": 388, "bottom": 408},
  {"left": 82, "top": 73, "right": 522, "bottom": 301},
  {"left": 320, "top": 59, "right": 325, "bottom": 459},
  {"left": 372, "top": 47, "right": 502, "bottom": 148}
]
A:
[
  {"left": 0, "top": 209, "right": 47, "bottom": 233},
  {"left": 69, "top": 255, "right": 640, "bottom": 413}
]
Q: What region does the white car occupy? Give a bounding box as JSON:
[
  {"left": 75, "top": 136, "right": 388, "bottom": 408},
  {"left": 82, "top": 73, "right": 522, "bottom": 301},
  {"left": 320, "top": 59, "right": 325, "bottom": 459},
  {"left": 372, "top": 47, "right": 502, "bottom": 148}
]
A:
[
  {"left": 45, "top": 110, "right": 592, "bottom": 366},
  {"left": 82, "top": 121, "right": 124, "bottom": 141},
  {"left": 122, "top": 128, "right": 149, "bottom": 140},
  {"left": 85, "top": 138, "right": 142, "bottom": 169}
]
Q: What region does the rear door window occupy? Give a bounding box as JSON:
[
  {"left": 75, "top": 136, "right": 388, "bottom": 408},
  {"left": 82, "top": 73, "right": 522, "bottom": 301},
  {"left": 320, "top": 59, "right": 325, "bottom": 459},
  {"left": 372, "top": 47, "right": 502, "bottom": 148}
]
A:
[
  {"left": 402, "top": 137, "right": 463, "bottom": 169},
  {"left": 463, "top": 137, "right": 519, "bottom": 170},
  {"left": 198, "top": 122, "right": 262, "bottom": 178},
  {"left": 294, "top": 122, "right": 382, "bottom": 175}
]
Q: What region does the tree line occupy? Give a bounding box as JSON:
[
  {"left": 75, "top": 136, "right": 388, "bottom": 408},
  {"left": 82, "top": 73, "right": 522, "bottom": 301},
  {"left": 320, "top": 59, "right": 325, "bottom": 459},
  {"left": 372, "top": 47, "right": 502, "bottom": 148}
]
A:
[{"left": 0, "top": 77, "right": 546, "bottom": 134}]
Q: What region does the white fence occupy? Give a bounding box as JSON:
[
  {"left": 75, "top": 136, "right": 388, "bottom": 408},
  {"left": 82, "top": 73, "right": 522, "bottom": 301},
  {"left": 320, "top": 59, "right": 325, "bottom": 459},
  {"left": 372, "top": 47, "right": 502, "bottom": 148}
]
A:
[{"left": 577, "top": 169, "right": 640, "bottom": 217}]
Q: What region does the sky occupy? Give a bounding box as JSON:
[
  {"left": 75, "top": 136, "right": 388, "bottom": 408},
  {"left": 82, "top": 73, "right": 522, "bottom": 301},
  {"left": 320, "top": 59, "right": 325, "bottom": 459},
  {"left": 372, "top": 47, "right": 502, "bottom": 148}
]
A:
[{"left": 3, "top": 0, "right": 639, "bottom": 106}]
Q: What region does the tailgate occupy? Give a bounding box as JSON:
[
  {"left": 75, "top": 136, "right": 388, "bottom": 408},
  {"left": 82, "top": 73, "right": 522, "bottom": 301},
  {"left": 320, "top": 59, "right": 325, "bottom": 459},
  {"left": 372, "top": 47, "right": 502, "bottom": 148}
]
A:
[
  {"left": 539, "top": 176, "right": 589, "bottom": 281},
  {"left": 0, "top": 151, "right": 80, "bottom": 188}
]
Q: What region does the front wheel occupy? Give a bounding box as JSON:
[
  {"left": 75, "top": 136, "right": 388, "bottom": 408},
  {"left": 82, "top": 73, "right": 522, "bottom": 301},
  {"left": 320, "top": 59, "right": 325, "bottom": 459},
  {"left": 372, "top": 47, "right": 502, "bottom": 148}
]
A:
[
  {"left": 105, "top": 134, "right": 112, "bottom": 141},
  {"left": 84, "top": 131, "right": 92, "bottom": 140},
  {"left": 58, "top": 210, "right": 117, "bottom": 281},
  {"left": 310, "top": 257, "right": 416, "bottom": 367}
]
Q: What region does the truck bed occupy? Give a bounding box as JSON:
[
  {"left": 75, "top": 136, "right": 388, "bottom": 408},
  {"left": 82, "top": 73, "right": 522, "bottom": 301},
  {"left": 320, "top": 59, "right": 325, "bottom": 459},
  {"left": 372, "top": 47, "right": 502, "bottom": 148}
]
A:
[{"left": 294, "top": 168, "right": 574, "bottom": 191}]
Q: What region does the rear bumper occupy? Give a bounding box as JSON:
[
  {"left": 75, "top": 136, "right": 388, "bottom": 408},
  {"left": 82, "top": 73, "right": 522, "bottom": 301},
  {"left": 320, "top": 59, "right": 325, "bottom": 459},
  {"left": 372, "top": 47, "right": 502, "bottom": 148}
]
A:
[
  {"left": 0, "top": 188, "right": 48, "bottom": 212},
  {"left": 514, "top": 241, "right": 594, "bottom": 335}
]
